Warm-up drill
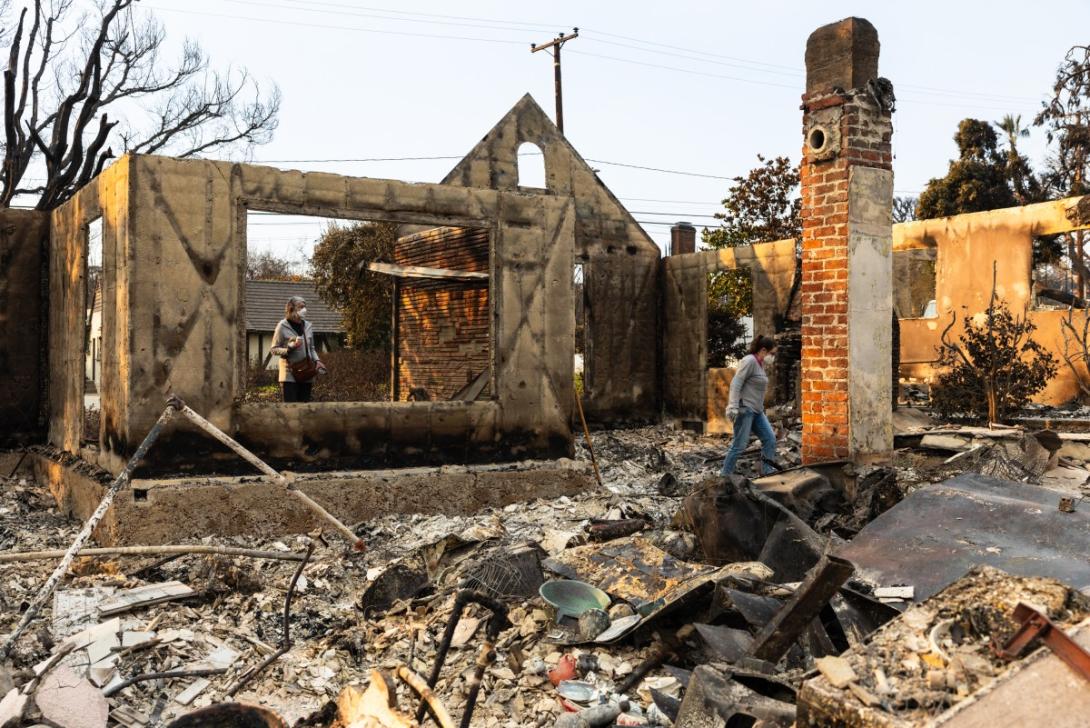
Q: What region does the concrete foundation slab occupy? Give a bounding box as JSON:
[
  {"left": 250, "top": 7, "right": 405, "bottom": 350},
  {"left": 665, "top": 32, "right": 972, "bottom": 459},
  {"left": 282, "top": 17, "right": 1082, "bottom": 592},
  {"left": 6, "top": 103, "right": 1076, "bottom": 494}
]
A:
[{"left": 29, "top": 450, "right": 591, "bottom": 546}]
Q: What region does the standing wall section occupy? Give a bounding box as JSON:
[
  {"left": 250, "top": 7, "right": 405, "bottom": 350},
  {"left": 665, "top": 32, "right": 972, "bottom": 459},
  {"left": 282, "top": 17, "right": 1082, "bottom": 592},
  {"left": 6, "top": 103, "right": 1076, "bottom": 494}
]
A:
[
  {"left": 894, "top": 197, "right": 1090, "bottom": 405},
  {"left": 50, "top": 154, "right": 576, "bottom": 474},
  {"left": 49, "top": 158, "right": 133, "bottom": 455},
  {"left": 662, "top": 253, "right": 708, "bottom": 418},
  {"left": 0, "top": 209, "right": 49, "bottom": 444},
  {"left": 442, "top": 94, "right": 661, "bottom": 423},
  {"left": 661, "top": 241, "right": 797, "bottom": 422}
]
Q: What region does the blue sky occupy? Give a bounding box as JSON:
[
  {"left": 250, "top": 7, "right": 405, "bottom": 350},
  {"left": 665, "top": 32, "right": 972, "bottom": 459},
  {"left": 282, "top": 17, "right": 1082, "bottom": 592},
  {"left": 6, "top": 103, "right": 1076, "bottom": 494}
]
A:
[{"left": 138, "top": 0, "right": 1090, "bottom": 263}]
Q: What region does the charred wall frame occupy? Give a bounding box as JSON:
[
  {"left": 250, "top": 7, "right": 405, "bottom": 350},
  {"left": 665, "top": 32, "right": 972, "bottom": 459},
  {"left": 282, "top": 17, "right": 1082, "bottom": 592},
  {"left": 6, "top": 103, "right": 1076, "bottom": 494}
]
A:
[{"left": 48, "top": 154, "right": 577, "bottom": 476}]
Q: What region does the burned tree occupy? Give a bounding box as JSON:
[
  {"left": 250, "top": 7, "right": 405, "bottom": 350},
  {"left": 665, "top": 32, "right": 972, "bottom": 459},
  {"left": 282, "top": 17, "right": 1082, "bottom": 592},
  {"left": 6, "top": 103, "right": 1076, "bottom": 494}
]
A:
[
  {"left": 1059, "top": 302, "right": 1090, "bottom": 401},
  {"left": 1, "top": 0, "right": 280, "bottom": 211},
  {"left": 932, "top": 268, "right": 1056, "bottom": 423},
  {"left": 1036, "top": 44, "right": 1090, "bottom": 297}
]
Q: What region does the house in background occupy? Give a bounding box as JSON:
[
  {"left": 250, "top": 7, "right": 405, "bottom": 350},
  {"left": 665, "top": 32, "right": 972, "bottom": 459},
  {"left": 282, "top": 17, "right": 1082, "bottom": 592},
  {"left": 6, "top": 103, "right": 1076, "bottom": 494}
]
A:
[
  {"left": 85, "top": 285, "right": 102, "bottom": 389},
  {"left": 244, "top": 280, "right": 345, "bottom": 368}
]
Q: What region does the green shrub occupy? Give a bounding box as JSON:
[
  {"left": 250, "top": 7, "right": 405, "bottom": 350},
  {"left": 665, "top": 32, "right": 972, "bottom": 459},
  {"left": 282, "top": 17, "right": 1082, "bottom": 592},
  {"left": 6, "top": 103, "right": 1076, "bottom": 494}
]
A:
[{"left": 931, "top": 298, "right": 1056, "bottom": 422}]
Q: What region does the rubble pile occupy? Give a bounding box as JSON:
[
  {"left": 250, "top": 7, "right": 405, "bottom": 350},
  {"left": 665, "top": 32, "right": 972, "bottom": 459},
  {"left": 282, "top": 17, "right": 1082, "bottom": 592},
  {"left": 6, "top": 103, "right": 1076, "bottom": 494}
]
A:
[
  {"left": 797, "top": 567, "right": 1090, "bottom": 726},
  {"left": 1, "top": 411, "right": 1089, "bottom": 726}
]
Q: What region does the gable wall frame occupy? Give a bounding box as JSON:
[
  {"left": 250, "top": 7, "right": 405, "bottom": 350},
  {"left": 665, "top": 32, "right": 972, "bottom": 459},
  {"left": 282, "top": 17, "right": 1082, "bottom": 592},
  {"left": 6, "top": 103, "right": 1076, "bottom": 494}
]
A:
[{"left": 444, "top": 94, "right": 661, "bottom": 422}]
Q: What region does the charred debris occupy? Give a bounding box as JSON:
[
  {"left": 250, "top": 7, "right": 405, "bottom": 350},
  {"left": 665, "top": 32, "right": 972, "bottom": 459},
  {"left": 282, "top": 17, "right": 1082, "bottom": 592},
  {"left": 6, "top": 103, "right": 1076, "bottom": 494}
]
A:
[{"left": 1, "top": 403, "right": 1090, "bottom": 726}]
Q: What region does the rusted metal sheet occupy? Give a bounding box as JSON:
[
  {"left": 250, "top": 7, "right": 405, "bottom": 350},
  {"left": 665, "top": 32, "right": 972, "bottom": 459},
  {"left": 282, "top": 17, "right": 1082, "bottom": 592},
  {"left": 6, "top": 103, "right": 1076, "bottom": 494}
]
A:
[
  {"left": 995, "top": 603, "right": 1090, "bottom": 684},
  {"left": 839, "top": 473, "right": 1090, "bottom": 602},
  {"left": 542, "top": 535, "right": 716, "bottom": 603}
]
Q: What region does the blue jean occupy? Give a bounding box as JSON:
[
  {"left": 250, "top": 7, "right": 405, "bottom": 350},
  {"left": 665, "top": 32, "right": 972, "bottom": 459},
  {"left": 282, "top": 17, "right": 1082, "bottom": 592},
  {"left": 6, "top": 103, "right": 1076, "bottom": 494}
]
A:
[{"left": 720, "top": 406, "right": 778, "bottom": 476}]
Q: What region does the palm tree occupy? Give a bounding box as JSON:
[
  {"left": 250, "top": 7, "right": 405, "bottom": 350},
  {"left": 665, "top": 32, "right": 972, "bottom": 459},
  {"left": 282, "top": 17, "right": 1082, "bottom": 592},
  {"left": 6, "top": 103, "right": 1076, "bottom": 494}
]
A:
[
  {"left": 995, "top": 114, "right": 1030, "bottom": 155},
  {"left": 994, "top": 114, "right": 1040, "bottom": 204}
]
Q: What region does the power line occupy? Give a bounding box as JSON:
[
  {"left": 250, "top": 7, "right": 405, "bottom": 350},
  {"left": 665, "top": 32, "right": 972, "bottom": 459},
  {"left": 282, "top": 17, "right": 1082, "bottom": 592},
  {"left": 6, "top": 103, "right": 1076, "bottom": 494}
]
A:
[
  {"left": 203, "top": 0, "right": 1020, "bottom": 105},
  {"left": 213, "top": 1, "right": 1040, "bottom": 105},
  {"left": 581, "top": 31, "right": 1039, "bottom": 105},
  {"left": 584, "top": 36, "right": 802, "bottom": 79},
  {"left": 225, "top": 0, "right": 561, "bottom": 32},
  {"left": 143, "top": 4, "right": 529, "bottom": 45},
  {"left": 568, "top": 49, "right": 1039, "bottom": 111},
  {"left": 587, "top": 158, "right": 731, "bottom": 179},
  {"left": 220, "top": 0, "right": 553, "bottom": 35},
  {"left": 581, "top": 27, "right": 802, "bottom": 74},
  {"left": 254, "top": 153, "right": 736, "bottom": 180},
  {"left": 627, "top": 210, "right": 720, "bottom": 218},
  {"left": 620, "top": 197, "right": 724, "bottom": 205},
  {"left": 148, "top": 2, "right": 1041, "bottom": 108}
]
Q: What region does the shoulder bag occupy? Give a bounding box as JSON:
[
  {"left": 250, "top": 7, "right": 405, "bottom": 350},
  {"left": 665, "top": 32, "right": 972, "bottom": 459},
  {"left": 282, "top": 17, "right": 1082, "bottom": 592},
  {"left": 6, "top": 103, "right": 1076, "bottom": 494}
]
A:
[{"left": 289, "top": 326, "right": 319, "bottom": 383}]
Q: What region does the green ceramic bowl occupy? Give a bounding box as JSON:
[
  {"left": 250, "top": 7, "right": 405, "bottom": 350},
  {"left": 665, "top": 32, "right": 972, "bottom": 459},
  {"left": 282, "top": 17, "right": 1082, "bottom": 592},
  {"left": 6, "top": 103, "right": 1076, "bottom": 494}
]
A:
[{"left": 539, "top": 580, "right": 610, "bottom": 622}]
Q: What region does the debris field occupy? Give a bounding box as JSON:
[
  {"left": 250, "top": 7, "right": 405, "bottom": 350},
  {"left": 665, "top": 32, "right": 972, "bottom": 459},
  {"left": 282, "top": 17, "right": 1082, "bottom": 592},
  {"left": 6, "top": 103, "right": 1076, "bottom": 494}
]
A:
[{"left": 2, "top": 412, "right": 1090, "bottom": 727}]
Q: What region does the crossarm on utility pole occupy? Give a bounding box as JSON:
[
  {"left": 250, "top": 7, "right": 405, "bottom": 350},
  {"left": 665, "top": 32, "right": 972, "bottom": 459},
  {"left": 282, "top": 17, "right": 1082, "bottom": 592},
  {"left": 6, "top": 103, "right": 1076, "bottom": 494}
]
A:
[
  {"left": 530, "top": 28, "right": 578, "bottom": 134},
  {"left": 169, "top": 396, "right": 365, "bottom": 552}
]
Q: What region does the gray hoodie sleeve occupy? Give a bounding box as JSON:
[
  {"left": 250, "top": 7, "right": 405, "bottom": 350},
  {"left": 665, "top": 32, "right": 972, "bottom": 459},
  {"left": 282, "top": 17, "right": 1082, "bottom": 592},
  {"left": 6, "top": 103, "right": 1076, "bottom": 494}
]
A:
[{"left": 728, "top": 355, "right": 756, "bottom": 409}]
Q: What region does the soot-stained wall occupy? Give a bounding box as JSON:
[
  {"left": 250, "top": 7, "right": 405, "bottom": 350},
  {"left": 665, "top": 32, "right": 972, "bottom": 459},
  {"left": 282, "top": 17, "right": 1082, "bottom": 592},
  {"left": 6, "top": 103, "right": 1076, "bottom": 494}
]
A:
[
  {"left": 662, "top": 240, "right": 797, "bottom": 419},
  {"left": 895, "top": 196, "right": 1090, "bottom": 405},
  {"left": 0, "top": 209, "right": 49, "bottom": 445},
  {"left": 50, "top": 154, "right": 576, "bottom": 474},
  {"left": 443, "top": 94, "right": 661, "bottom": 422}
]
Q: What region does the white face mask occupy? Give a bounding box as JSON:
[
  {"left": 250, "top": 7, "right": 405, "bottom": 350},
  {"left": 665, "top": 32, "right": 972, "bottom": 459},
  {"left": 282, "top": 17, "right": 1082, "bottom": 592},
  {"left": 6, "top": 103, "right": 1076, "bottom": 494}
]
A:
[
  {"left": 764, "top": 354, "right": 775, "bottom": 366},
  {"left": 297, "top": 306, "right": 308, "bottom": 319}
]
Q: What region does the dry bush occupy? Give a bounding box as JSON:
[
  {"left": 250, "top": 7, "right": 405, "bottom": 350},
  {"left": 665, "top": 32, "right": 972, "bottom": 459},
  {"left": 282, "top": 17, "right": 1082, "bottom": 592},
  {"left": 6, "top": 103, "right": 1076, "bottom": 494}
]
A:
[
  {"left": 932, "top": 292, "right": 1056, "bottom": 423},
  {"left": 312, "top": 349, "right": 390, "bottom": 402},
  {"left": 241, "top": 349, "right": 390, "bottom": 403}
]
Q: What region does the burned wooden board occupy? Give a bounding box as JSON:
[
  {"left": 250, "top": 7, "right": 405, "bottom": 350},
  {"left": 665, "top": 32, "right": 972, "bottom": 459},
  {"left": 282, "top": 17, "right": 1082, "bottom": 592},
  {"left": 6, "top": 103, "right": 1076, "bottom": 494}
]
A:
[
  {"left": 98, "top": 581, "right": 194, "bottom": 616},
  {"left": 839, "top": 473, "right": 1090, "bottom": 602}
]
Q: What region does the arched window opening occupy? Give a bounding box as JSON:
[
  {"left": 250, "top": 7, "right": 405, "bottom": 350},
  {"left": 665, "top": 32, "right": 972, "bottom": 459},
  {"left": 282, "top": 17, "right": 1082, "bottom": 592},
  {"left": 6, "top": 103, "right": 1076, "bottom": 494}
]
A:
[{"left": 517, "top": 142, "right": 546, "bottom": 189}]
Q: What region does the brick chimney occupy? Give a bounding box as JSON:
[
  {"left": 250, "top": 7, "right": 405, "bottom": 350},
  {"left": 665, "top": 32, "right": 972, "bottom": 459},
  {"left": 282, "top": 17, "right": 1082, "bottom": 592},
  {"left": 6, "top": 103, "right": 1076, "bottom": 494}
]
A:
[
  {"left": 669, "top": 222, "right": 696, "bottom": 256},
  {"left": 799, "top": 17, "right": 894, "bottom": 464}
]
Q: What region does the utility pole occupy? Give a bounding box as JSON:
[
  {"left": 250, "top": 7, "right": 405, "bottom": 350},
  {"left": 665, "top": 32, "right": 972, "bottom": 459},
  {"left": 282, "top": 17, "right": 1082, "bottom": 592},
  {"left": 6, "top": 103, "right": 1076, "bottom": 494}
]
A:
[{"left": 531, "top": 28, "right": 578, "bottom": 134}]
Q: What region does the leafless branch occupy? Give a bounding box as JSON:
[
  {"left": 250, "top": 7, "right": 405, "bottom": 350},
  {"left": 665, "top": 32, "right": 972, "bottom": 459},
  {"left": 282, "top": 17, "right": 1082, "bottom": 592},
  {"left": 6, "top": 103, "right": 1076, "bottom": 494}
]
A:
[
  {"left": 1061, "top": 304, "right": 1090, "bottom": 399},
  {"left": 0, "top": 0, "right": 279, "bottom": 210},
  {"left": 939, "top": 310, "right": 973, "bottom": 370}
]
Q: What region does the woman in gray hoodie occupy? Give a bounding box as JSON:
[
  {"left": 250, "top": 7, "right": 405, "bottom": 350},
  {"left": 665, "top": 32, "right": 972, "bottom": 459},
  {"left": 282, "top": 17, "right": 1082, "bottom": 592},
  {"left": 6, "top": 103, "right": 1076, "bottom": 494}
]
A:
[
  {"left": 270, "top": 296, "right": 325, "bottom": 402},
  {"left": 720, "top": 335, "right": 778, "bottom": 476}
]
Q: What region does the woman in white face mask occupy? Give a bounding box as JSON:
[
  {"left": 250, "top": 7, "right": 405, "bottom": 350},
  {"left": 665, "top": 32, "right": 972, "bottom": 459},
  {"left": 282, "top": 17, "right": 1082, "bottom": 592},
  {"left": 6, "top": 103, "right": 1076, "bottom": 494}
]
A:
[
  {"left": 270, "top": 296, "right": 326, "bottom": 402},
  {"left": 720, "top": 334, "right": 779, "bottom": 476}
]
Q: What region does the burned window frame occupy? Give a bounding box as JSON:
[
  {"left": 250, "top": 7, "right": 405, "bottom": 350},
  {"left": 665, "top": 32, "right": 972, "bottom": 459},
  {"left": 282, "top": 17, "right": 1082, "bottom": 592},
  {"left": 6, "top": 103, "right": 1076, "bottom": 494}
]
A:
[{"left": 238, "top": 200, "right": 499, "bottom": 409}]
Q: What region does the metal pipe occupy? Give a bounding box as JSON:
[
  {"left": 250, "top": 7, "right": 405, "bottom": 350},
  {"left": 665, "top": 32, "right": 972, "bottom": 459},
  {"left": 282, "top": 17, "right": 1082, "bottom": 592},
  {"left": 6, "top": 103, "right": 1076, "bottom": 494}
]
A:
[
  {"left": 460, "top": 639, "right": 495, "bottom": 728},
  {"left": 171, "top": 396, "right": 364, "bottom": 551},
  {"left": 0, "top": 402, "right": 177, "bottom": 659},
  {"left": 573, "top": 384, "right": 603, "bottom": 488},
  {"left": 416, "top": 589, "right": 509, "bottom": 724}
]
